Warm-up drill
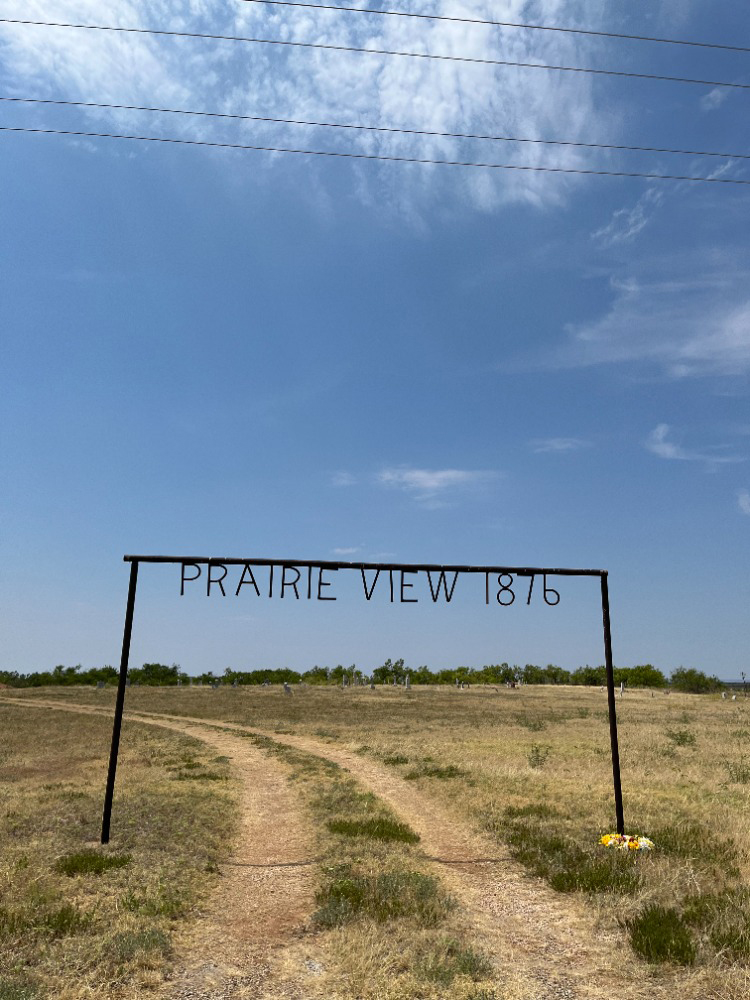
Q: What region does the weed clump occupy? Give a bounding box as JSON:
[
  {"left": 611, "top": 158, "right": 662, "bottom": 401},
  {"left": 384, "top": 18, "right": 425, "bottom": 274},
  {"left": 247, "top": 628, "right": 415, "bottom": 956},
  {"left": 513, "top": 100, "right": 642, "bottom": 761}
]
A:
[{"left": 54, "top": 850, "right": 131, "bottom": 877}]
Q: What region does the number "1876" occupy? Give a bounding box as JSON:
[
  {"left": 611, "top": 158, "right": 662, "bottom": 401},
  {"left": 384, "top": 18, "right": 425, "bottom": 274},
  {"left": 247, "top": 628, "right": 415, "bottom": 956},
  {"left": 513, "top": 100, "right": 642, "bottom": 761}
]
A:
[{"left": 484, "top": 573, "right": 560, "bottom": 607}]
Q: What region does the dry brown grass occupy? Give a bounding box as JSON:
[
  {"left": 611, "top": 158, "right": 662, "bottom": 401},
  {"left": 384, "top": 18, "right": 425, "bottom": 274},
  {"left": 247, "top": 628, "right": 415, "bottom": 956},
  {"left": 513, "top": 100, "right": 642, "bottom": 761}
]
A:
[
  {"left": 4, "top": 684, "right": 750, "bottom": 998},
  {"left": 0, "top": 704, "right": 239, "bottom": 999}
]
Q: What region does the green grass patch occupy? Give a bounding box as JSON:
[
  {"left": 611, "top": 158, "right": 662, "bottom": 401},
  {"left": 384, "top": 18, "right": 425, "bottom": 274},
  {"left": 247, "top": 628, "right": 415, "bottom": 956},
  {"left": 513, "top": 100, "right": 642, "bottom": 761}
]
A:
[
  {"left": 494, "top": 806, "right": 641, "bottom": 895},
  {"left": 416, "top": 937, "right": 493, "bottom": 985},
  {"left": 109, "top": 928, "right": 171, "bottom": 965},
  {"left": 172, "top": 770, "right": 227, "bottom": 781},
  {"left": 314, "top": 871, "right": 451, "bottom": 928},
  {"left": 53, "top": 850, "right": 131, "bottom": 877},
  {"left": 683, "top": 888, "right": 750, "bottom": 963},
  {"left": 404, "top": 763, "right": 466, "bottom": 780},
  {"left": 382, "top": 753, "right": 409, "bottom": 766},
  {"left": 0, "top": 977, "right": 44, "bottom": 1000},
  {"left": 327, "top": 817, "right": 420, "bottom": 843},
  {"left": 516, "top": 716, "right": 547, "bottom": 731},
  {"left": 648, "top": 821, "right": 737, "bottom": 868},
  {"left": 629, "top": 905, "right": 695, "bottom": 965},
  {"left": 665, "top": 729, "right": 697, "bottom": 747},
  {"left": 724, "top": 753, "right": 750, "bottom": 783}
]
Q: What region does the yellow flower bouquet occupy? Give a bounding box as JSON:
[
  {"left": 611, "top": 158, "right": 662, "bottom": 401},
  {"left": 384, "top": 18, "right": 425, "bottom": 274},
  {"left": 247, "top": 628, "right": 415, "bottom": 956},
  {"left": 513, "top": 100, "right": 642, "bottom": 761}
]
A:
[{"left": 600, "top": 833, "right": 654, "bottom": 851}]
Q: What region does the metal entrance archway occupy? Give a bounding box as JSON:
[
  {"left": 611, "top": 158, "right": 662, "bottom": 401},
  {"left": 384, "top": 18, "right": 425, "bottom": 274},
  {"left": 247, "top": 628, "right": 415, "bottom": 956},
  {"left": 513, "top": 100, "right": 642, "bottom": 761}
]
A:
[{"left": 102, "top": 555, "right": 624, "bottom": 842}]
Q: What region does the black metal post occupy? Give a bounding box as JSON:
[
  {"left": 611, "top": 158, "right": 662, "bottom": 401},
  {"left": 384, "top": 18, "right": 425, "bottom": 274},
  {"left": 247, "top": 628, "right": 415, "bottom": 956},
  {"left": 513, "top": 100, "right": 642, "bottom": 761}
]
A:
[
  {"left": 600, "top": 572, "right": 624, "bottom": 835},
  {"left": 101, "top": 560, "right": 139, "bottom": 844}
]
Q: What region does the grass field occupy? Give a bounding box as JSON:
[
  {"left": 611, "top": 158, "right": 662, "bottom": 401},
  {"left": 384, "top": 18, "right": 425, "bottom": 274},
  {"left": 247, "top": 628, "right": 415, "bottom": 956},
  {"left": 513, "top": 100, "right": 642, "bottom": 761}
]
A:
[{"left": 2, "top": 683, "right": 749, "bottom": 998}]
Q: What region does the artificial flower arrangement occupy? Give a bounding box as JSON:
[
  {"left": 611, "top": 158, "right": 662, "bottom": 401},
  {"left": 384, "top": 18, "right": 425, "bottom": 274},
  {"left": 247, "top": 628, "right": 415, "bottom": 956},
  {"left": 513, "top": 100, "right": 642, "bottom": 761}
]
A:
[{"left": 600, "top": 833, "right": 655, "bottom": 851}]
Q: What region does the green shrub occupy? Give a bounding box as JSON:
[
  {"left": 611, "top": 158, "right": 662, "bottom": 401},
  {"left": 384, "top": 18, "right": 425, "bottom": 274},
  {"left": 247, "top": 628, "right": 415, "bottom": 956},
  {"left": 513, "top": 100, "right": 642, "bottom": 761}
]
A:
[{"left": 629, "top": 905, "right": 695, "bottom": 965}]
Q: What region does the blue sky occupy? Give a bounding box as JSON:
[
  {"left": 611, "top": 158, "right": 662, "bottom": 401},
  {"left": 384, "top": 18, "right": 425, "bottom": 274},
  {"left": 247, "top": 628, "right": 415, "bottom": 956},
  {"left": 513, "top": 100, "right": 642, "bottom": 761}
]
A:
[{"left": 1, "top": 1, "right": 749, "bottom": 678}]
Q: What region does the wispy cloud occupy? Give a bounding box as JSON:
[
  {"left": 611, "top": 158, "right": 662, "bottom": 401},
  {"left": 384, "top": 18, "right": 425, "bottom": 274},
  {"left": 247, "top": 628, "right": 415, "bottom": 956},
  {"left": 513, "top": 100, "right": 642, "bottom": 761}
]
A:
[
  {"left": 377, "top": 466, "right": 498, "bottom": 505},
  {"left": 556, "top": 251, "right": 750, "bottom": 378},
  {"left": 332, "top": 546, "right": 360, "bottom": 555},
  {"left": 530, "top": 437, "right": 590, "bottom": 454},
  {"left": 331, "top": 471, "right": 356, "bottom": 487},
  {"left": 0, "top": 0, "right": 616, "bottom": 211},
  {"left": 591, "top": 188, "right": 664, "bottom": 247},
  {"left": 738, "top": 490, "right": 750, "bottom": 516},
  {"left": 645, "top": 424, "right": 744, "bottom": 469},
  {"left": 701, "top": 88, "right": 729, "bottom": 112}
]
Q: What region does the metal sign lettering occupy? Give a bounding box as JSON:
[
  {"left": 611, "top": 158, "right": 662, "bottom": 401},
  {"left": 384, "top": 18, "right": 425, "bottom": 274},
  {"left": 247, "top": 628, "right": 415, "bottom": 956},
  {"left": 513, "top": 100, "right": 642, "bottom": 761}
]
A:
[{"left": 178, "top": 559, "right": 564, "bottom": 606}]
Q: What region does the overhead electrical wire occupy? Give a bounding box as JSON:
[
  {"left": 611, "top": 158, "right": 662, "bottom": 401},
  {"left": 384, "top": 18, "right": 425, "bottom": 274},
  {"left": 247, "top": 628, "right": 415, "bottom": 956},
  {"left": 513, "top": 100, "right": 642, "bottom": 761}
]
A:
[
  {"left": 2, "top": 18, "right": 750, "bottom": 92},
  {"left": 236, "top": 0, "right": 750, "bottom": 56},
  {"left": 2, "top": 126, "right": 748, "bottom": 185},
  {"left": 3, "top": 95, "right": 748, "bottom": 162}
]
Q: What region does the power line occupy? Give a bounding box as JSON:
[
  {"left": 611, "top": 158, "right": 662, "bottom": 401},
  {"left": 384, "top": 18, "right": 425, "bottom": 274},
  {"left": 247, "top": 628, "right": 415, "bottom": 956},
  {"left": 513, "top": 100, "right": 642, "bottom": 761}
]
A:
[
  {"left": 3, "top": 18, "right": 750, "bottom": 92},
  {"left": 2, "top": 125, "right": 748, "bottom": 184},
  {"left": 237, "top": 0, "right": 750, "bottom": 56},
  {"left": 4, "top": 95, "right": 749, "bottom": 161}
]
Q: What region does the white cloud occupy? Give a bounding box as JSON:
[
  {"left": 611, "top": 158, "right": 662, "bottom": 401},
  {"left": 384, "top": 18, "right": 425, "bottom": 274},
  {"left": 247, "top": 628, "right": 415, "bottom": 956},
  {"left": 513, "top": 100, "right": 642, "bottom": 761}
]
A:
[
  {"left": 558, "top": 254, "right": 750, "bottom": 378},
  {"left": 0, "top": 0, "right": 616, "bottom": 211},
  {"left": 331, "top": 471, "right": 356, "bottom": 487},
  {"left": 701, "top": 88, "right": 728, "bottom": 112},
  {"left": 332, "top": 546, "right": 360, "bottom": 555},
  {"left": 377, "top": 465, "right": 497, "bottom": 504},
  {"left": 530, "top": 437, "right": 590, "bottom": 453},
  {"left": 738, "top": 490, "right": 750, "bottom": 515},
  {"left": 591, "top": 188, "right": 664, "bottom": 247},
  {"left": 645, "top": 424, "right": 744, "bottom": 468}
]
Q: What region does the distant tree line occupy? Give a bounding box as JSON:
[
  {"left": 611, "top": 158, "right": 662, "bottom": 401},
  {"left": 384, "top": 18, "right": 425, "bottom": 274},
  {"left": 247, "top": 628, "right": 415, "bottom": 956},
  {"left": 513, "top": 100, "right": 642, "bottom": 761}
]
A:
[{"left": 0, "top": 661, "right": 726, "bottom": 693}]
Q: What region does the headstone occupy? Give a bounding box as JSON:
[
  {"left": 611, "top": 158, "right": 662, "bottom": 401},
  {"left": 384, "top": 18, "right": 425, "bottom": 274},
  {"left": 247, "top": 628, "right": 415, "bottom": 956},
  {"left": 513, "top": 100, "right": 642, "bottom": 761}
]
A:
[
  {"left": 97, "top": 681, "right": 105, "bottom": 689},
  {"left": 177, "top": 679, "right": 182, "bottom": 687},
  {"left": 232, "top": 679, "right": 239, "bottom": 688},
  {"left": 283, "top": 682, "right": 293, "bottom": 696},
  {"left": 620, "top": 681, "right": 624, "bottom": 696},
  {"left": 405, "top": 675, "right": 411, "bottom": 690},
  {"left": 732, "top": 694, "right": 737, "bottom": 701},
  {"left": 370, "top": 680, "right": 375, "bottom": 690},
  {"left": 722, "top": 691, "right": 727, "bottom": 700},
  {"left": 125, "top": 678, "right": 131, "bottom": 687}
]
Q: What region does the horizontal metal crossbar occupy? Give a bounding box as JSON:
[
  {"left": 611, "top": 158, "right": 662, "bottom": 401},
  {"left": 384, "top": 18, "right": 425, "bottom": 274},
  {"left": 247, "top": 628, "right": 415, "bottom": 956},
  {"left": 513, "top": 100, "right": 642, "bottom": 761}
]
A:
[{"left": 123, "top": 554, "right": 605, "bottom": 577}]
